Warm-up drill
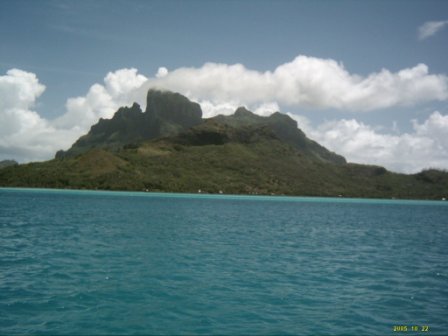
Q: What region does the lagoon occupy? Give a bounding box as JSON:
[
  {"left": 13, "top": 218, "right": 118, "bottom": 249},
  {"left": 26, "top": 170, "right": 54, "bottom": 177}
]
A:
[{"left": 1, "top": 188, "right": 447, "bottom": 334}]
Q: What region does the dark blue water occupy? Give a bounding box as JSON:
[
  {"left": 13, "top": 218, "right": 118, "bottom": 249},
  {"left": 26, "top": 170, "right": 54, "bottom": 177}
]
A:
[{"left": 1, "top": 188, "right": 447, "bottom": 335}]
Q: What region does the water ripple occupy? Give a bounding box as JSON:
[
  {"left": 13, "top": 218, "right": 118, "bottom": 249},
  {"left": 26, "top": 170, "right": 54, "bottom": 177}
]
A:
[{"left": 1, "top": 189, "right": 447, "bottom": 334}]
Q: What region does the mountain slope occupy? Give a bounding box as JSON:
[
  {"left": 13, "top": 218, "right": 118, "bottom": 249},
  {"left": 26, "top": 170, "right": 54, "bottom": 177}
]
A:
[{"left": 1, "top": 132, "right": 447, "bottom": 199}]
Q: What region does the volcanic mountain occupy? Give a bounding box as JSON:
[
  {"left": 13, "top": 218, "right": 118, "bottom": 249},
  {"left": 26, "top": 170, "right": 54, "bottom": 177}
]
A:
[{"left": 0, "top": 89, "right": 447, "bottom": 199}]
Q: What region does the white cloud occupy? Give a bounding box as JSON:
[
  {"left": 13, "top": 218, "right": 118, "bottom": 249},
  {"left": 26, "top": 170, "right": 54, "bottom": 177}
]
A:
[
  {"left": 418, "top": 20, "right": 448, "bottom": 40},
  {"left": 0, "top": 69, "right": 48, "bottom": 146},
  {"left": 0, "top": 69, "right": 45, "bottom": 112},
  {"left": 199, "top": 100, "right": 239, "bottom": 118},
  {"left": 293, "top": 111, "right": 448, "bottom": 173},
  {"left": 156, "top": 67, "right": 168, "bottom": 78},
  {"left": 0, "top": 69, "right": 59, "bottom": 162},
  {"left": 191, "top": 100, "right": 279, "bottom": 119},
  {"left": 254, "top": 102, "right": 280, "bottom": 117},
  {"left": 140, "top": 56, "right": 448, "bottom": 111}
]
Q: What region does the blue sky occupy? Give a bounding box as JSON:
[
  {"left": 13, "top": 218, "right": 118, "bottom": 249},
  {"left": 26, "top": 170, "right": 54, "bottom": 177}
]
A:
[{"left": 1, "top": 0, "right": 448, "bottom": 173}]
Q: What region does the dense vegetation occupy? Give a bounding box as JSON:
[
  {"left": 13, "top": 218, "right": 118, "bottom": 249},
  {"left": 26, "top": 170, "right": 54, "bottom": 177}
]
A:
[{"left": 1, "top": 89, "right": 447, "bottom": 200}]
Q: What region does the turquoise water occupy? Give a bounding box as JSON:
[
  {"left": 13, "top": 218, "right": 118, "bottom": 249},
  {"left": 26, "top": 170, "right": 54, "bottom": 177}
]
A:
[{"left": 1, "top": 188, "right": 447, "bottom": 335}]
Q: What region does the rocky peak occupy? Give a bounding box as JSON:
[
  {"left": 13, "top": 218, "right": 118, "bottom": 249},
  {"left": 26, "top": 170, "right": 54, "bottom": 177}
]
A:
[{"left": 146, "top": 89, "right": 202, "bottom": 128}]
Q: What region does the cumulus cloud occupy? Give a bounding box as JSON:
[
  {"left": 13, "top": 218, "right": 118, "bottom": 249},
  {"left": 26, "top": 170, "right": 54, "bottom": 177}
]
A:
[
  {"left": 0, "top": 68, "right": 147, "bottom": 162},
  {"left": 0, "top": 69, "right": 57, "bottom": 162},
  {"left": 418, "top": 20, "right": 448, "bottom": 40},
  {"left": 292, "top": 111, "right": 448, "bottom": 173},
  {"left": 0, "top": 69, "right": 45, "bottom": 112},
  {"left": 140, "top": 56, "right": 448, "bottom": 111}
]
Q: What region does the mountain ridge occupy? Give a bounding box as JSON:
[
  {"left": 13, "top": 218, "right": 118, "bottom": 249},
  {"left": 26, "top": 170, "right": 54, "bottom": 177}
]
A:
[
  {"left": 209, "top": 107, "right": 345, "bottom": 164},
  {"left": 56, "top": 89, "right": 344, "bottom": 165}
]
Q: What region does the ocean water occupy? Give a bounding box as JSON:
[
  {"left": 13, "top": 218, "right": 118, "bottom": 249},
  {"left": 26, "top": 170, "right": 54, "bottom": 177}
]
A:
[{"left": 1, "top": 188, "right": 447, "bottom": 335}]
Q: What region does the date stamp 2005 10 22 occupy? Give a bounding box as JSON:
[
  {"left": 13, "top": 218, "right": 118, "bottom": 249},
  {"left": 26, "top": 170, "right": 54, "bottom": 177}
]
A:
[{"left": 393, "top": 326, "right": 429, "bottom": 332}]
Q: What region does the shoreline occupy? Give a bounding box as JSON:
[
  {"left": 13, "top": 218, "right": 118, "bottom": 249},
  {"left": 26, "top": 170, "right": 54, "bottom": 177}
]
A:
[{"left": 1, "top": 186, "right": 446, "bottom": 205}]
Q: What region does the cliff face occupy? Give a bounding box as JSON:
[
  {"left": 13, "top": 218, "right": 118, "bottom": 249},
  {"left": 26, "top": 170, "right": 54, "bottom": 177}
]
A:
[{"left": 146, "top": 89, "right": 202, "bottom": 131}]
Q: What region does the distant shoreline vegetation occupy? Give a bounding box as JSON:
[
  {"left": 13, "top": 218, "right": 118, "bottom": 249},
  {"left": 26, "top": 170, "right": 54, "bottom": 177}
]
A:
[{"left": 0, "top": 155, "right": 447, "bottom": 200}]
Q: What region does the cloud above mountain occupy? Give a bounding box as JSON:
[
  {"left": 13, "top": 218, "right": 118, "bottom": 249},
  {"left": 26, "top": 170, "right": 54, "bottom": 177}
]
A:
[
  {"left": 1, "top": 55, "right": 448, "bottom": 173},
  {"left": 142, "top": 56, "right": 448, "bottom": 111}
]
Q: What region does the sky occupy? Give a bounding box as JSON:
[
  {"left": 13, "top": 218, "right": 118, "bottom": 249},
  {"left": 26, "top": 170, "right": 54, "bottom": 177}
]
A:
[{"left": 1, "top": 0, "right": 448, "bottom": 173}]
